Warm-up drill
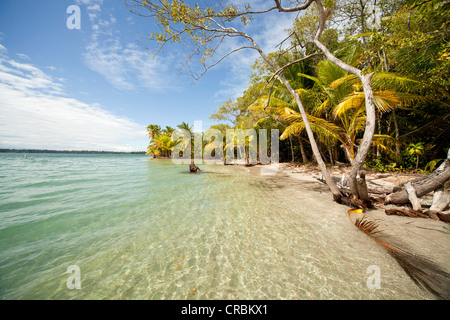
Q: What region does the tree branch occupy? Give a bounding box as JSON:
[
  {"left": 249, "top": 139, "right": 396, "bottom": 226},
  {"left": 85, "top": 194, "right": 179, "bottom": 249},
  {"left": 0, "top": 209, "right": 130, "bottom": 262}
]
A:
[{"left": 274, "top": 0, "right": 315, "bottom": 12}]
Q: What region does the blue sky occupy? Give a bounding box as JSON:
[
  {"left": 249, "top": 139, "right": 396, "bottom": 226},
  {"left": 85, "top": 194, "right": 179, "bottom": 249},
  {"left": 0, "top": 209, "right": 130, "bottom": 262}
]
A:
[{"left": 0, "top": 0, "right": 296, "bottom": 151}]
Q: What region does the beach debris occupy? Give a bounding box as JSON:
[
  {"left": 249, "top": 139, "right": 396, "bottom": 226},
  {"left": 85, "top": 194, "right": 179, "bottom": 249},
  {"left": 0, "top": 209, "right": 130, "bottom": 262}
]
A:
[
  {"left": 347, "top": 209, "right": 450, "bottom": 300},
  {"left": 189, "top": 163, "right": 201, "bottom": 173},
  {"left": 385, "top": 208, "right": 450, "bottom": 223},
  {"left": 386, "top": 149, "right": 450, "bottom": 206}
]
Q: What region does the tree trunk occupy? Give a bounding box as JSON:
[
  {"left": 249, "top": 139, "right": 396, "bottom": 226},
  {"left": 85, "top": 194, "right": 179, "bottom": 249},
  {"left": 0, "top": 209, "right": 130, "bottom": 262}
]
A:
[
  {"left": 328, "top": 148, "right": 334, "bottom": 164},
  {"left": 189, "top": 162, "right": 201, "bottom": 172},
  {"left": 278, "top": 72, "right": 342, "bottom": 200},
  {"left": 342, "top": 143, "right": 354, "bottom": 165},
  {"left": 356, "top": 171, "right": 370, "bottom": 201},
  {"left": 297, "top": 136, "right": 309, "bottom": 163},
  {"left": 376, "top": 111, "right": 381, "bottom": 157},
  {"left": 347, "top": 73, "right": 377, "bottom": 198},
  {"left": 386, "top": 150, "right": 450, "bottom": 204},
  {"left": 392, "top": 109, "right": 400, "bottom": 161},
  {"left": 289, "top": 135, "right": 295, "bottom": 162},
  {"left": 313, "top": 3, "right": 377, "bottom": 200}
]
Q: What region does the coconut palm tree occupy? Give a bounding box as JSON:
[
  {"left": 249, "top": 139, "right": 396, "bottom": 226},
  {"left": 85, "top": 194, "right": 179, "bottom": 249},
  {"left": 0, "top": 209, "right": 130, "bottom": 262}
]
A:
[
  {"left": 177, "top": 122, "right": 193, "bottom": 133},
  {"left": 297, "top": 60, "right": 431, "bottom": 163},
  {"left": 146, "top": 124, "right": 161, "bottom": 140}
]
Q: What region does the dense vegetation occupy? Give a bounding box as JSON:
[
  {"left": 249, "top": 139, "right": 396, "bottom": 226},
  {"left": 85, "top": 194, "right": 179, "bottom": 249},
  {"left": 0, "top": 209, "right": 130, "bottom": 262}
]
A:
[
  {"left": 208, "top": 0, "right": 449, "bottom": 173},
  {"left": 145, "top": 0, "right": 449, "bottom": 175}
]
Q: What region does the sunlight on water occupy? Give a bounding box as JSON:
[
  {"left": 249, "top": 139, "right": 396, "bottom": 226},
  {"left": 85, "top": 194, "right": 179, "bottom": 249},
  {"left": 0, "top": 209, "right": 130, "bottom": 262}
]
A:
[{"left": 0, "top": 154, "right": 432, "bottom": 299}]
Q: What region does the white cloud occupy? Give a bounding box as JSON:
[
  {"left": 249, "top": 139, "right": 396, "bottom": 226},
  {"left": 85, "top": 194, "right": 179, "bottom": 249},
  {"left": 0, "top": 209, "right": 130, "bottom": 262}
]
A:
[
  {"left": 79, "top": 1, "right": 174, "bottom": 92},
  {"left": 0, "top": 45, "right": 147, "bottom": 151},
  {"left": 16, "top": 53, "right": 31, "bottom": 60}
]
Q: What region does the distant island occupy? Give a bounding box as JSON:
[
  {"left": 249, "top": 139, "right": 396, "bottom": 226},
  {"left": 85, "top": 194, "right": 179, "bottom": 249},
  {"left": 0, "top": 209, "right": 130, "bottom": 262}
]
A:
[{"left": 0, "top": 149, "right": 146, "bottom": 155}]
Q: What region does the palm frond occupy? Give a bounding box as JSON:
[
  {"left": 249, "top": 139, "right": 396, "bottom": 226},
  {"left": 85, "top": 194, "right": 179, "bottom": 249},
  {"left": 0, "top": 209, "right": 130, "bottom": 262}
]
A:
[
  {"left": 333, "top": 92, "right": 365, "bottom": 118},
  {"left": 316, "top": 60, "right": 347, "bottom": 85},
  {"left": 371, "top": 72, "right": 424, "bottom": 92},
  {"left": 329, "top": 74, "right": 359, "bottom": 90},
  {"left": 373, "top": 90, "right": 401, "bottom": 113},
  {"left": 334, "top": 90, "right": 401, "bottom": 118},
  {"left": 280, "top": 113, "right": 345, "bottom": 145},
  {"left": 348, "top": 211, "right": 450, "bottom": 300}
]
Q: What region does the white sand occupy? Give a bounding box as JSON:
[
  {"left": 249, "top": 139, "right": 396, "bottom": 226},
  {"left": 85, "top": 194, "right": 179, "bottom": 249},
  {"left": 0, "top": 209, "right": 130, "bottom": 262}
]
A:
[{"left": 247, "top": 162, "right": 450, "bottom": 272}]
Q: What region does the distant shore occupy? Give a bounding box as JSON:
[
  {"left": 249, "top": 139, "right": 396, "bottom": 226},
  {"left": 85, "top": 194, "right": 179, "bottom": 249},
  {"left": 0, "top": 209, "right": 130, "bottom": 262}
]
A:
[{"left": 0, "top": 148, "right": 146, "bottom": 155}]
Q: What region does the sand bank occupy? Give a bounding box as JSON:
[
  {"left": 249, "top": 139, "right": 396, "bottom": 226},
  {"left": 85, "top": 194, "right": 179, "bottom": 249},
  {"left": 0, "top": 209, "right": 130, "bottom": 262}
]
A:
[{"left": 246, "top": 162, "right": 450, "bottom": 275}]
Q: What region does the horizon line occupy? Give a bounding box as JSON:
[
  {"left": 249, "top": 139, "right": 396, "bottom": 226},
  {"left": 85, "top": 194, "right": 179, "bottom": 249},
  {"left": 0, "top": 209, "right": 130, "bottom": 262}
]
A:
[{"left": 0, "top": 148, "right": 147, "bottom": 154}]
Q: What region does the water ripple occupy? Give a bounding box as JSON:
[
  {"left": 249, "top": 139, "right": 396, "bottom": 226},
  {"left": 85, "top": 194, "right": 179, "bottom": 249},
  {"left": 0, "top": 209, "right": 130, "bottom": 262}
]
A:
[{"left": 0, "top": 154, "right": 433, "bottom": 300}]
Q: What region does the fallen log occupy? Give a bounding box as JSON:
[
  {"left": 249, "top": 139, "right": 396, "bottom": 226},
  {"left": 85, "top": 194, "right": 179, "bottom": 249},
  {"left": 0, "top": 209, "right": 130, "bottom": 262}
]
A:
[
  {"left": 386, "top": 150, "right": 450, "bottom": 205},
  {"left": 385, "top": 208, "right": 450, "bottom": 223},
  {"left": 385, "top": 208, "right": 430, "bottom": 219}
]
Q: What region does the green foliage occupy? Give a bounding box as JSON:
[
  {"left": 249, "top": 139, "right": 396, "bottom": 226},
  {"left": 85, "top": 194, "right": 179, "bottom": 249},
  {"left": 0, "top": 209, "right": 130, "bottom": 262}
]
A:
[
  {"left": 134, "top": 0, "right": 448, "bottom": 170},
  {"left": 425, "top": 158, "right": 443, "bottom": 172},
  {"left": 365, "top": 158, "right": 402, "bottom": 172}
]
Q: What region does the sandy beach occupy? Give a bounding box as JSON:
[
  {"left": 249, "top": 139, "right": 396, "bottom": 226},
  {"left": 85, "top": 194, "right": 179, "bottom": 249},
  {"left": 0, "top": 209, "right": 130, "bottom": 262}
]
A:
[{"left": 246, "top": 162, "right": 450, "bottom": 274}]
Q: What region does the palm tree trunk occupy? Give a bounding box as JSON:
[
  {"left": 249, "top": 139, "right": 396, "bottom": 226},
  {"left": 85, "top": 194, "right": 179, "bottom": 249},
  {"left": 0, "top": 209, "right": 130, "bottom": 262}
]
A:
[
  {"left": 376, "top": 111, "right": 381, "bottom": 157},
  {"left": 343, "top": 143, "right": 354, "bottom": 165},
  {"left": 297, "top": 135, "right": 309, "bottom": 163},
  {"left": 328, "top": 148, "right": 334, "bottom": 164},
  {"left": 392, "top": 109, "right": 401, "bottom": 161},
  {"left": 240, "top": 20, "right": 341, "bottom": 200},
  {"left": 278, "top": 72, "right": 342, "bottom": 199},
  {"left": 289, "top": 135, "right": 295, "bottom": 162}
]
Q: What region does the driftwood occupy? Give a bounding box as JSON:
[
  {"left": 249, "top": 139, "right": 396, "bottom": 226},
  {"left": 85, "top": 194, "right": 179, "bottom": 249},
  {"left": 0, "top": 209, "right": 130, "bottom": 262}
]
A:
[
  {"left": 404, "top": 182, "right": 422, "bottom": 212},
  {"left": 386, "top": 150, "right": 450, "bottom": 205},
  {"left": 429, "top": 186, "right": 450, "bottom": 212},
  {"left": 385, "top": 208, "right": 450, "bottom": 223},
  {"left": 313, "top": 172, "right": 393, "bottom": 195},
  {"left": 189, "top": 163, "right": 201, "bottom": 173}
]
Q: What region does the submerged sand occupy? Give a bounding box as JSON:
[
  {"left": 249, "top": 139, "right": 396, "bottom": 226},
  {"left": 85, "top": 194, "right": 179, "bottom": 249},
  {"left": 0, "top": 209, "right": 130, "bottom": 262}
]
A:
[{"left": 245, "top": 163, "right": 450, "bottom": 275}]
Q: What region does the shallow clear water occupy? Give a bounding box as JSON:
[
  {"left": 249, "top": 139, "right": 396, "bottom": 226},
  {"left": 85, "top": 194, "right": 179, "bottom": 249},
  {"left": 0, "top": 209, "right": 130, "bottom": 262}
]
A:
[{"left": 0, "top": 153, "right": 432, "bottom": 299}]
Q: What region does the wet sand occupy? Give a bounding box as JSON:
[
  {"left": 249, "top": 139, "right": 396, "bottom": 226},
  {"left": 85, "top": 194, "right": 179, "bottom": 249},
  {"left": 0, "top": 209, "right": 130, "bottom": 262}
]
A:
[{"left": 246, "top": 163, "right": 450, "bottom": 276}]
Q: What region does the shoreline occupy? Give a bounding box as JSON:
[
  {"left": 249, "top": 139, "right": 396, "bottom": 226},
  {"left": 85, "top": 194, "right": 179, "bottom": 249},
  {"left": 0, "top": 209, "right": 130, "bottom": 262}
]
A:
[
  {"left": 249, "top": 162, "right": 450, "bottom": 277},
  {"left": 148, "top": 159, "right": 450, "bottom": 279}
]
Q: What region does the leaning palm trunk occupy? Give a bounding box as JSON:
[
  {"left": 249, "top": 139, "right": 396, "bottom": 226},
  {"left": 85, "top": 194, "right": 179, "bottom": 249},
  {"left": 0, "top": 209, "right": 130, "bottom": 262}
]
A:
[
  {"left": 278, "top": 73, "right": 343, "bottom": 199},
  {"left": 348, "top": 209, "right": 450, "bottom": 300},
  {"left": 242, "top": 32, "right": 343, "bottom": 200},
  {"left": 313, "top": 1, "right": 376, "bottom": 200}
]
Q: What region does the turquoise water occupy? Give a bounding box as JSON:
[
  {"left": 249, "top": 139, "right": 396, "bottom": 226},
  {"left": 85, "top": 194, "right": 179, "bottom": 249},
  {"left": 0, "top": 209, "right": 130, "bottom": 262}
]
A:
[{"left": 0, "top": 153, "right": 432, "bottom": 299}]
